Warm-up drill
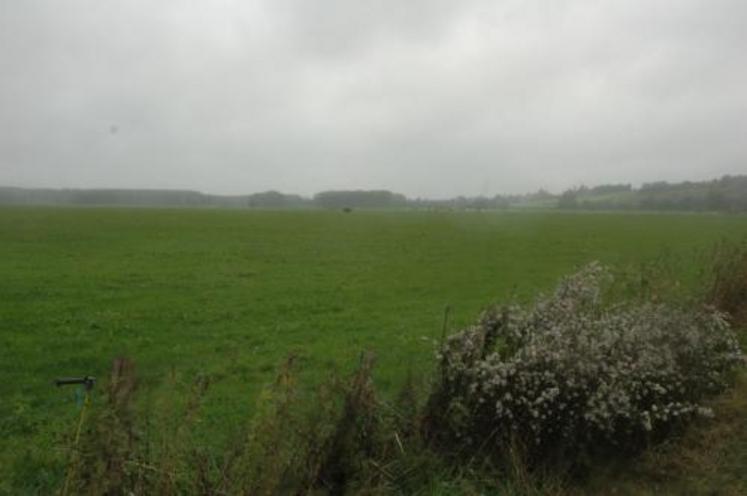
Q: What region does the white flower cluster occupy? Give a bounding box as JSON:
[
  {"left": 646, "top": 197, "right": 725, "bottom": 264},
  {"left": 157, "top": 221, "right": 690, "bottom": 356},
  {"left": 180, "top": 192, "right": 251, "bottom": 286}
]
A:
[{"left": 435, "top": 262, "right": 744, "bottom": 454}]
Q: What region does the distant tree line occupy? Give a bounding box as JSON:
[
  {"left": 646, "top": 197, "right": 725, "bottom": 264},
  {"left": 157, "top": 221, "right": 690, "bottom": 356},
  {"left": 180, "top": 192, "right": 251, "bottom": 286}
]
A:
[
  {"left": 313, "top": 190, "right": 407, "bottom": 209},
  {"left": 2, "top": 175, "right": 745, "bottom": 212},
  {"left": 0, "top": 187, "right": 515, "bottom": 210},
  {"left": 245, "top": 191, "right": 307, "bottom": 208},
  {"left": 0, "top": 187, "right": 310, "bottom": 209},
  {"left": 557, "top": 175, "right": 747, "bottom": 213},
  {"left": 0, "top": 187, "right": 212, "bottom": 207}
]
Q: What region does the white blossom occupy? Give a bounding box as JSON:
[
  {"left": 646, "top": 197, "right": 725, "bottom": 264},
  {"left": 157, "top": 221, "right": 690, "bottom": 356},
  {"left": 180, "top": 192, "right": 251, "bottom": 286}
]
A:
[{"left": 434, "top": 262, "right": 744, "bottom": 453}]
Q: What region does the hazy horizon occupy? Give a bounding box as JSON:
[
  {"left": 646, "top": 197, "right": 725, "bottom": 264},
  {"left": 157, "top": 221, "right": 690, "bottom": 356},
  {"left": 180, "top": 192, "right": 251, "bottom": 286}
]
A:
[
  {"left": 2, "top": 1, "right": 746, "bottom": 198},
  {"left": 1, "top": 172, "right": 744, "bottom": 201}
]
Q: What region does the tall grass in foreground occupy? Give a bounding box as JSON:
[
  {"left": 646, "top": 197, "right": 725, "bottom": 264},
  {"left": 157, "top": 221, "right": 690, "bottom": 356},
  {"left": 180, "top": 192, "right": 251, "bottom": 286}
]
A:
[
  {"left": 60, "top": 251, "right": 746, "bottom": 495},
  {"left": 706, "top": 240, "right": 747, "bottom": 328}
]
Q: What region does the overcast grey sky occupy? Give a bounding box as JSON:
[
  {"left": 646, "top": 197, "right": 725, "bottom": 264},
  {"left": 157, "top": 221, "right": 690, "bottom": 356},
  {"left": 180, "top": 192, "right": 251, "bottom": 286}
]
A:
[{"left": 1, "top": 0, "right": 745, "bottom": 198}]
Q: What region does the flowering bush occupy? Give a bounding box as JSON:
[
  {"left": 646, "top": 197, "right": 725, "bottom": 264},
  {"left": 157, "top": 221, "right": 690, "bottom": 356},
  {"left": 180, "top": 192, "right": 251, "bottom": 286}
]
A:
[{"left": 429, "top": 262, "right": 744, "bottom": 461}]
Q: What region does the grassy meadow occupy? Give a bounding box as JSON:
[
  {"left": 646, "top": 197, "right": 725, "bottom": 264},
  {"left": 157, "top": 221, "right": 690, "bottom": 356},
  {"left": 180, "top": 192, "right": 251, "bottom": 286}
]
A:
[{"left": 2, "top": 207, "right": 747, "bottom": 493}]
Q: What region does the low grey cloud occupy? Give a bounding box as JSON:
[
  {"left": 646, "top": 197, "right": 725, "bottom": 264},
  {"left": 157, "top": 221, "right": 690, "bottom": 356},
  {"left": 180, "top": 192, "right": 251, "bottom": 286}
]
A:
[{"left": 1, "top": 0, "right": 745, "bottom": 197}]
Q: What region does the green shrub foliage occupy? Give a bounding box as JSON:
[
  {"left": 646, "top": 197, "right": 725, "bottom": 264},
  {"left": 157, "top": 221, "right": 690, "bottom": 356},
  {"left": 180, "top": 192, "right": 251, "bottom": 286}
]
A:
[{"left": 429, "top": 263, "right": 744, "bottom": 461}]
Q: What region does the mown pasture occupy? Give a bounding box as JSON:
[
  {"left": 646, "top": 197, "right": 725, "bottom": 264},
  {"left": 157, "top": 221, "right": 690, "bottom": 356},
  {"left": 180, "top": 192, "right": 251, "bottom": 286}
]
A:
[{"left": 1, "top": 207, "right": 746, "bottom": 492}]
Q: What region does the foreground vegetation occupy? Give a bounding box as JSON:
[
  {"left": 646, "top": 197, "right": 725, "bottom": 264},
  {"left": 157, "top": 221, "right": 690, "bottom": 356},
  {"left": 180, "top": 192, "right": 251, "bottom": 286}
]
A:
[
  {"left": 53, "top": 257, "right": 747, "bottom": 495},
  {"left": 1, "top": 208, "right": 746, "bottom": 494}
]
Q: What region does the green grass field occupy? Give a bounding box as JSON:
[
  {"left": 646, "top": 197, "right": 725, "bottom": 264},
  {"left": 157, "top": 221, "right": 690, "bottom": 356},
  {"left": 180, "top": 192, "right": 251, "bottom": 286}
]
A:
[{"left": 2, "top": 207, "right": 746, "bottom": 493}]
